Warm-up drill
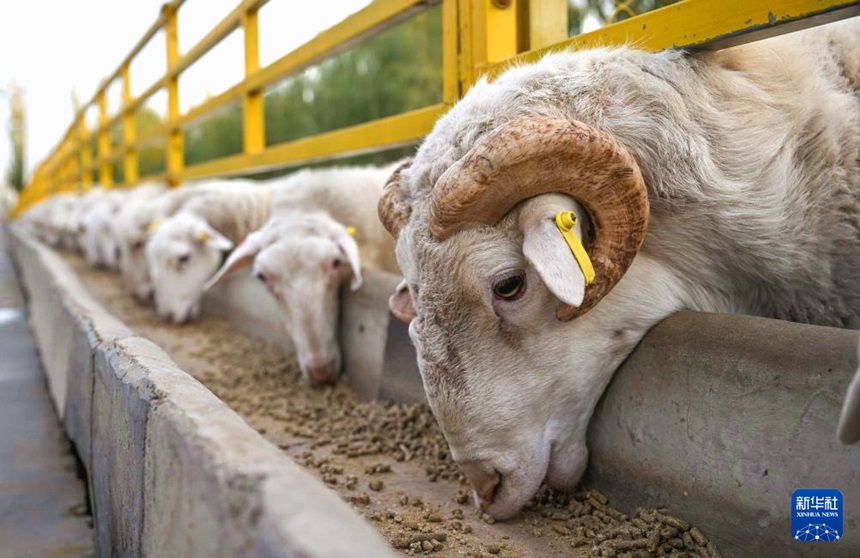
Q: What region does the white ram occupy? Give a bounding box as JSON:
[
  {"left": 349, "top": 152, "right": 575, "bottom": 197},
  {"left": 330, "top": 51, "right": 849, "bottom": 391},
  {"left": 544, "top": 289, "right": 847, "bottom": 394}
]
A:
[
  {"left": 206, "top": 164, "right": 401, "bottom": 385},
  {"left": 146, "top": 180, "right": 274, "bottom": 323},
  {"left": 378, "top": 21, "right": 860, "bottom": 519}
]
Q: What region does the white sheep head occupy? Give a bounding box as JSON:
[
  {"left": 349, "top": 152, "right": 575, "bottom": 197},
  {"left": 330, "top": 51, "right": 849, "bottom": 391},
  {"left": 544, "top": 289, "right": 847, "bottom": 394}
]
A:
[
  {"left": 146, "top": 212, "right": 233, "bottom": 324},
  {"left": 379, "top": 117, "right": 661, "bottom": 519},
  {"left": 205, "top": 214, "right": 362, "bottom": 385},
  {"left": 82, "top": 195, "right": 122, "bottom": 269},
  {"left": 117, "top": 205, "right": 161, "bottom": 303}
]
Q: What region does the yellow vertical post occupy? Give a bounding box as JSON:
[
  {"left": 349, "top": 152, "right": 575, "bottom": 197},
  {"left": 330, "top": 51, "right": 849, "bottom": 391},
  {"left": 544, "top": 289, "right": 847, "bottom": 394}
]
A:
[
  {"left": 456, "top": 0, "right": 474, "bottom": 94},
  {"left": 80, "top": 115, "right": 93, "bottom": 190},
  {"left": 165, "top": 4, "right": 184, "bottom": 186},
  {"left": 54, "top": 148, "right": 62, "bottom": 195},
  {"left": 442, "top": 0, "right": 459, "bottom": 104},
  {"left": 122, "top": 63, "right": 139, "bottom": 187},
  {"left": 55, "top": 151, "right": 62, "bottom": 195},
  {"left": 242, "top": 4, "right": 264, "bottom": 155},
  {"left": 72, "top": 118, "right": 82, "bottom": 193},
  {"left": 62, "top": 140, "right": 70, "bottom": 193},
  {"left": 46, "top": 154, "right": 53, "bottom": 196},
  {"left": 68, "top": 133, "right": 76, "bottom": 192},
  {"left": 97, "top": 90, "right": 113, "bottom": 188},
  {"left": 458, "top": 0, "right": 519, "bottom": 92},
  {"left": 65, "top": 131, "right": 76, "bottom": 193},
  {"left": 523, "top": 0, "right": 568, "bottom": 50},
  {"left": 59, "top": 142, "right": 66, "bottom": 193},
  {"left": 56, "top": 146, "right": 64, "bottom": 195},
  {"left": 38, "top": 169, "right": 46, "bottom": 201},
  {"left": 62, "top": 146, "right": 69, "bottom": 193},
  {"left": 47, "top": 159, "right": 55, "bottom": 197},
  {"left": 71, "top": 131, "right": 78, "bottom": 192}
]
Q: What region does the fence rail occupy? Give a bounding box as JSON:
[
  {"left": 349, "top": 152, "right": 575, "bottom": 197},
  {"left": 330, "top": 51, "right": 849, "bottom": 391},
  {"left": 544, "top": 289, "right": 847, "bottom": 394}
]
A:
[{"left": 12, "top": 0, "right": 860, "bottom": 215}]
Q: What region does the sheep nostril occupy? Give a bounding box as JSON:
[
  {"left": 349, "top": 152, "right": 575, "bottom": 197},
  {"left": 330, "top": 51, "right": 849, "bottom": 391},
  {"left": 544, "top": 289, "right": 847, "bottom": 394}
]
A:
[
  {"left": 459, "top": 461, "right": 502, "bottom": 506},
  {"left": 305, "top": 360, "right": 339, "bottom": 386}
]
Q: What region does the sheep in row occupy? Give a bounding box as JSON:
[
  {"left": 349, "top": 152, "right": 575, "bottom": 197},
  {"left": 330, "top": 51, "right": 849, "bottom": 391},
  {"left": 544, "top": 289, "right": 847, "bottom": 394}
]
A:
[
  {"left": 378, "top": 20, "right": 860, "bottom": 519},
  {"left": 82, "top": 183, "right": 168, "bottom": 269},
  {"left": 18, "top": 192, "right": 81, "bottom": 248},
  {"left": 20, "top": 164, "right": 402, "bottom": 389},
  {"left": 146, "top": 180, "right": 275, "bottom": 323},
  {"left": 66, "top": 188, "right": 105, "bottom": 253},
  {"left": 81, "top": 190, "right": 122, "bottom": 268},
  {"left": 206, "top": 163, "right": 402, "bottom": 385},
  {"left": 114, "top": 180, "right": 237, "bottom": 302}
]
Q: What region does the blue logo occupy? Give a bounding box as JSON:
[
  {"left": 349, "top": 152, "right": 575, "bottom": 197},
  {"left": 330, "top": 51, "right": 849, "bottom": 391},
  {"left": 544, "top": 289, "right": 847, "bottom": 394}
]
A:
[{"left": 792, "top": 489, "right": 843, "bottom": 542}]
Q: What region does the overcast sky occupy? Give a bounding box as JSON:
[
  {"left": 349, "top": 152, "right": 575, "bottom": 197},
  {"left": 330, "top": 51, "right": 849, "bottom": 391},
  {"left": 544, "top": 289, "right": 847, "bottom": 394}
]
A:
[{"left": 0, "top": 0, "right": 371, "bottom": 183}]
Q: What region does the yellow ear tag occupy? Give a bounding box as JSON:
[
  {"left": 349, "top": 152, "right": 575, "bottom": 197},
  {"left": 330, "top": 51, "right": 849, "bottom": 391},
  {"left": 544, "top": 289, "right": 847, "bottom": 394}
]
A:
[
  {"left": 195, "top": 230, "right": 210, "bottom": 243},
  {"left": 346, "top": 226, "right": 357, "bottom": 237},
  {"left": 147, "top": 218, "right": 163, "bottom": 235},
  {"left": 554, "top": 211, "right": 595, "bottom": 286}
]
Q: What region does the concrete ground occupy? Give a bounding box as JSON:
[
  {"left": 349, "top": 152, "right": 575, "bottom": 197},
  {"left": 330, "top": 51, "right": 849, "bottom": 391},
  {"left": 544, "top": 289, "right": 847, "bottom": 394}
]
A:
[{"left": 0, "top": 225, "right": 94, "bottom": 558}]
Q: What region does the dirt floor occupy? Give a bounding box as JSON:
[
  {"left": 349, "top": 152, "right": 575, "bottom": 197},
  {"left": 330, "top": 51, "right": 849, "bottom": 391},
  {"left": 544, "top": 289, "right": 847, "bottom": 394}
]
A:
[{"left": 62, "top": 253, "right": 722, "bottom": 558}]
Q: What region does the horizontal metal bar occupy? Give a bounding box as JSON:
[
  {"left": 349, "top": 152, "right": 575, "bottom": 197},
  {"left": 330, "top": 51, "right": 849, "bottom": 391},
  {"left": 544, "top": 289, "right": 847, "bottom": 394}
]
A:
[
  {"left": 170, "top": 0, "right": 269, "bottom": 80},
  {"left": 91, "top": 1, "right": 270, "bottom": 143},
  {"left": 247, "top": 0, "right": 439, "bottom": 94},
  {"left": 105, "top": 0, "right": 185, "bottom": 93},
  {"left": 136, "top": 124, "right": 170, "bottom": 150},
  {"left": 180, "top": 103, "right": 444, "bottom": 180},
  {"left": 50, "top": 0, "right": 188, "bottom": 164},
  {"left": 122, "top": 0, "right": 440, "bottom": 146},
  {"left": 130, "top": 0, "right": 435, "bottom": 142},
  {"left": 482, "top": 0, "right": 860, "bottom": 76},
  {"left": 34, "top": 0, "right": 438, "bottom": 175}
]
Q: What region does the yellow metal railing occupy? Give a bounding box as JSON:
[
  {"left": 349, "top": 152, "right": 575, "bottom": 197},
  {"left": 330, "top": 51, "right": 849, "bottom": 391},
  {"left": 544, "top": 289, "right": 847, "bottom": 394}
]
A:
[{"left": 13, "top": 0, "right": 860, "bottom": 216}]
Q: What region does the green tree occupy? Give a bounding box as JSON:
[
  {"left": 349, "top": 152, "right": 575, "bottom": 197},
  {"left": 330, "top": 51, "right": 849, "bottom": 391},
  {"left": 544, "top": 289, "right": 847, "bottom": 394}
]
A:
[
  {"left": 264, "top": 6, "right": 442, "bottom": 149},
  {"left": 5, "top": 84, "right": 26, "bottom": 191},
  {"left": 184, "top": 104, "right": 243, "bottom": 166}
]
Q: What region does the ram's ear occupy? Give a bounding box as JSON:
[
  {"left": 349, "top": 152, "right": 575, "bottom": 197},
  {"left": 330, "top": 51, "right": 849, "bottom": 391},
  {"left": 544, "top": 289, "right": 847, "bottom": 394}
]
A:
[
  {"left": 389, "top": 279, "right": 417, "bottom": 323},
  {"left": 204, "top": 232, "right": 263, "bottom": 291},
  {"left": 838, "top": 368, "right": 860, "bottom": 444},
  {"left": 332, "top": 224, "right": 363, "bottom": 291},
  {"left": 193, "top": 221, "right": 233, "bottom": 252},
  {"left": 520, "top": 195, "right": 588, "bottom": 309}
]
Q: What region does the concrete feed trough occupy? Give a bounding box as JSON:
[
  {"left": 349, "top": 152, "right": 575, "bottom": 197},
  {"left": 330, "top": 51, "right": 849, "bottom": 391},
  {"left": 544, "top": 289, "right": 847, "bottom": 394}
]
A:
[
  {"left": 9, "top": 227, "right": 397, "bottom": 558},
  {"left": 8, "top": 224, "right": 860, "bottom": 557}
]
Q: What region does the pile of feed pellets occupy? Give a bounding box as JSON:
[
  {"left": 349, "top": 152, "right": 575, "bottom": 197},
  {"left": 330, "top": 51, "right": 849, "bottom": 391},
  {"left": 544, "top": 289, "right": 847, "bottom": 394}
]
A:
[{"left": 65, "top": 254, "right": 722, "bottom": 557}]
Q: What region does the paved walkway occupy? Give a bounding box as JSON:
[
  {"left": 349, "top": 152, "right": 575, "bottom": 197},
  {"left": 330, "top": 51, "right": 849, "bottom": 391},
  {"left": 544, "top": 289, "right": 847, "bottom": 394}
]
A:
[{"left": 0, "top": 225, "right": 94, "bottom": 558}]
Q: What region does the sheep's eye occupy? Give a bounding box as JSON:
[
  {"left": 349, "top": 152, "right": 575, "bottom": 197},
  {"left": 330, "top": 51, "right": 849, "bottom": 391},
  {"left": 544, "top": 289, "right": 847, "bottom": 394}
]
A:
[
  {"left": 255, "top": 271, "right": 267, "bottom": 283},
  {"left": 131, "top": 240, "right": 145, "bottom": 251},
  {"left": 177, "top": 253, "right": 190, "bottom": 265},
  {"left": 332, "top": 257, "right": 342, "bottom": 268},
  {"left": 493, "top": 275, "right": 525, "bottom": 301}
]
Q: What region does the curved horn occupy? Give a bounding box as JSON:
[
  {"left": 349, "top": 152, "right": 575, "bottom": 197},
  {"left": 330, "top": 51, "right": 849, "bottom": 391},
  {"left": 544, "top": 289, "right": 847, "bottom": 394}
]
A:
[
  {"left": 429, "top": 117, "right": 649, "bottom": 320},
  {"left": 378, "top": 159, "right": 414, "bottom": 238}
]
